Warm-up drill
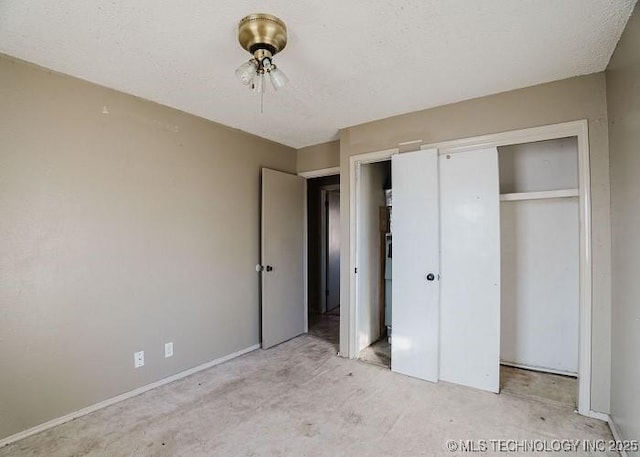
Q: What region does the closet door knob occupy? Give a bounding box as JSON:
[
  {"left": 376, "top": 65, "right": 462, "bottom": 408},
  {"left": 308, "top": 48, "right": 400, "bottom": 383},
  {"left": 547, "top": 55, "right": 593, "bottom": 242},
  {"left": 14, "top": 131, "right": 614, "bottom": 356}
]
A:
[{"left": 426, "top": 273, "right": 435, "bottom": 281}]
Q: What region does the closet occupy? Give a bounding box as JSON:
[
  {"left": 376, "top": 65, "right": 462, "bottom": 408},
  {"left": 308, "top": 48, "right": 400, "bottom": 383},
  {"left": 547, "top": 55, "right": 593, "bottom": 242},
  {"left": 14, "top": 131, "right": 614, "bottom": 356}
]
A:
[
  {"left": 353, "top": 134, "right": 581, "bottom": 397},
  {"left": 498, "top": 138, "right": 579, "bottom": 376}
]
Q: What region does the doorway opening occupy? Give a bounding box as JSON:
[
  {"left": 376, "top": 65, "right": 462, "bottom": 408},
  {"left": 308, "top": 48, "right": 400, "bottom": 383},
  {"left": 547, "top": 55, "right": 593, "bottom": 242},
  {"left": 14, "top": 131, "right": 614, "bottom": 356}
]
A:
[
  {"left": 354, "top": 160, "right": 392, "bottom": 369},
  {"left": 306, "top": 174, "right": 340, "bottom": 351},
  {"left": 498, "top": 137, "right": 580, "bottom": 408}
]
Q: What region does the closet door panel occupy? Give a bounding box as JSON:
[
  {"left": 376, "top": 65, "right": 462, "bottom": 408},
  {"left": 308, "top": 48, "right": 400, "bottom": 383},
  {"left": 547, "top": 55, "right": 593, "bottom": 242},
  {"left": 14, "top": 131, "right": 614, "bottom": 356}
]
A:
[
  {"left": 439, "top": 147, "right": 501, "bottom": 393},
  {"left": 391, "top": 148, "right": 440, "bottom": 382}
]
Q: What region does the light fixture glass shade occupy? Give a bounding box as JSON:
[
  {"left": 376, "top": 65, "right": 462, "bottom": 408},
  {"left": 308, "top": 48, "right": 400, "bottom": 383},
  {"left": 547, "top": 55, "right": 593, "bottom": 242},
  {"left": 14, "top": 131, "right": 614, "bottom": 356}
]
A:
[
  {"left": 235, "top": 60, "right": 257, "bottom": 85},
  {"left": 269, "top": 66, "right": 289, "bottom": 91},
  {"left": 252, "top": 73, "right": 265, "bottom": 93}
]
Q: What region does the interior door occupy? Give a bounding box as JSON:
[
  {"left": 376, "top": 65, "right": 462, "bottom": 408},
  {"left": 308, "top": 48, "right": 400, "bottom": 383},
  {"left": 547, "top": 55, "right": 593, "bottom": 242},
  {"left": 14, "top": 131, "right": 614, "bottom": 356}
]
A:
[
  {"left": 391, "top": 148, "right": 440, "bottom": 382},
  {"left": 261, "top": 168, "right": 305, "bottom": 349},
  {"left": 439, "top": 147, "right": 501, "bottom": 392},
  {"left": 326, "top": 190, "right": 341, "bottom": 312}
]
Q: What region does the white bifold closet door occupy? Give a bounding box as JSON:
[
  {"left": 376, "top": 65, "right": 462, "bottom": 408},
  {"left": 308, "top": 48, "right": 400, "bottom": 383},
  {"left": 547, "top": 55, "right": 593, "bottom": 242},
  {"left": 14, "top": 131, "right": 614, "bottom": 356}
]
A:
[
  {"left": 391, "top": 149, "right": 440, "bottom": 382},
  {"left": 439, "top": 147, "right": 501, "bottom": 393}
]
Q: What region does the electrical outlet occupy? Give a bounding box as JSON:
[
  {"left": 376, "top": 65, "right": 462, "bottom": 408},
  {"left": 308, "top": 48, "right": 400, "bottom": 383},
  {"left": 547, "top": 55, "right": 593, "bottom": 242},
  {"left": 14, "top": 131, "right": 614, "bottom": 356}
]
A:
[
  {"left": 134, "top": 351, "right": 144, "bottom": 368},
  {"left": 165, "top": 342, "right": 173, "bottom": 358}
]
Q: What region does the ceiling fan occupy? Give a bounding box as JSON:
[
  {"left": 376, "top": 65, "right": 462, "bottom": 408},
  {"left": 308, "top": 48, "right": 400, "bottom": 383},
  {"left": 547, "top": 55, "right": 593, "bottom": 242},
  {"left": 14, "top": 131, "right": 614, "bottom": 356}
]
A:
[{"left": 235, "top": 13, "right": 289, "bottom": 95}]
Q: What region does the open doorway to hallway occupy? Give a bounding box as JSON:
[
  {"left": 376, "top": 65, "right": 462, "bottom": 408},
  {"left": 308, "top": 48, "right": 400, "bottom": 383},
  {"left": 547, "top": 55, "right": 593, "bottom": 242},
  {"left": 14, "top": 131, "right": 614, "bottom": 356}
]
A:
[{"left": 306, "top": 175, "right": 340, "bottom": 352}]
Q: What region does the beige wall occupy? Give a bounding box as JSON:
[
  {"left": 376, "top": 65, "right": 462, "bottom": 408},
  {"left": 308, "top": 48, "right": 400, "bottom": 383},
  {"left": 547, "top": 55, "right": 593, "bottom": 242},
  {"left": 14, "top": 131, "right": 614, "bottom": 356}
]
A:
[
  {"left": 296, "top": 141, "right": 340, "bottom": 173},
  {"left": 339, "top": 73, "right": 612, "bottom": 413},
  {"left": 0, "top": 55, "right": 295, "bottom": 439},
  {"left": 606, "top": 3, "right": 640, "bottom": 449}
]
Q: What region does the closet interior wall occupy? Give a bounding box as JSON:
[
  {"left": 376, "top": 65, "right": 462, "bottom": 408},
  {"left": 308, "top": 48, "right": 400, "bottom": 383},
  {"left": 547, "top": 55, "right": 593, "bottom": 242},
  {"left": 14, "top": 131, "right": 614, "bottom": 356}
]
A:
[
  {"left": 355, "top": 161, "right": 388, "bottom": 352},
  {"left": 498, "top": 137, "right": 580, "bottom": 375}
]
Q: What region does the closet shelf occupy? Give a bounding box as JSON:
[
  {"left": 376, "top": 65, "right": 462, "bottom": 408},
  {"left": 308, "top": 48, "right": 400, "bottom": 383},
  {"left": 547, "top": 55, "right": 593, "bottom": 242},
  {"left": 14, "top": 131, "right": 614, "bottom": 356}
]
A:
[{"left": 500, "top": 188, "right": 579, "bottom": 202}]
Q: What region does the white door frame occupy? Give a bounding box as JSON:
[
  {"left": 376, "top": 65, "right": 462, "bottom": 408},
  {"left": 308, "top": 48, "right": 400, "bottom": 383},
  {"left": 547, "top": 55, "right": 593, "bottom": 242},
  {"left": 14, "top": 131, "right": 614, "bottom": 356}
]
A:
[
  {"left": 349, "top": 148, "right": 398, "bottom": 360},
  {"left": 299, "top": 167, "right": 340, "bottom": 179},
  {"left": 348, "top": 120, "right": 592, "bottom": 415},
  {"left": 298, "top": 167, "right": 341, "bottom": 333}
]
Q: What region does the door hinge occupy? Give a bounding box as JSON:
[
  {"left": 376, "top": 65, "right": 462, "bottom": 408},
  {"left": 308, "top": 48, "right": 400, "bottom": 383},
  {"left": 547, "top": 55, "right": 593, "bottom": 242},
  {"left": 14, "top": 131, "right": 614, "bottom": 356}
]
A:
[{"left": 354, "top": 267, "right": 358, "bottom": 274}]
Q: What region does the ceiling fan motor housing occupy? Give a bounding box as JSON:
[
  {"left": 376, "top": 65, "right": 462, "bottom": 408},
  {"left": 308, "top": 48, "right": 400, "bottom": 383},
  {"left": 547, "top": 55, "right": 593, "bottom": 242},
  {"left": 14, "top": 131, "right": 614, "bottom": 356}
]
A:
[{"left": 238, "top": 14, "right": 287, "bottom": 58}]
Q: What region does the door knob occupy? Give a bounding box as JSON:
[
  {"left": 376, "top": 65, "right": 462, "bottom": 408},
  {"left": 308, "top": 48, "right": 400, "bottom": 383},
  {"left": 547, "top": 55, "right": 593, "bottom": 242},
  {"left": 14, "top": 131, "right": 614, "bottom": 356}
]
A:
[
  {"left": 266, "top": 265, "right": 273, "bottom": 272},
  {"left": 426, "top": 273, "right": 435, "bottom": 281}
]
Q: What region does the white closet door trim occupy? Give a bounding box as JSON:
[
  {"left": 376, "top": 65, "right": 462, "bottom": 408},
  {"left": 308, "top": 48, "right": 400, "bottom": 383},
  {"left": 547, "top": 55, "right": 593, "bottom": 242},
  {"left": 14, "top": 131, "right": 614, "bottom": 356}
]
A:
[
  {"left": 421, "top": 120, "right": 588, "bottom": 154},
  {"left": 576, "top": 122, "right": 592, "bottom": 417}
]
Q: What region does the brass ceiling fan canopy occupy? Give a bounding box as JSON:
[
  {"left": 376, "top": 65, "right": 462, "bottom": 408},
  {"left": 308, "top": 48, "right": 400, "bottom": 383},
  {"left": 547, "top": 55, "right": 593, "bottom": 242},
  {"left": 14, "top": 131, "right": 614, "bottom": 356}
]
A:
[
  {"left": 235, "top": 13, "right": 289, "bottom": 104},
  {"left": 238, "top": 13, "right": 288, "bottom": 56}
]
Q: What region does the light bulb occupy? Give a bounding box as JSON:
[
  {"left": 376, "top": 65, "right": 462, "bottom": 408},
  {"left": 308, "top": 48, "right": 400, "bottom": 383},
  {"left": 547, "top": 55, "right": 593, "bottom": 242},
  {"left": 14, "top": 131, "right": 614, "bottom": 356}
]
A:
[
  {"left": 262, "top": 57, "right": 273, "bottom": 71},
  {"left": 269, "top": 66, "right": 289, "bottom": 91},
  {"left": 252, "top": 73, "right": 265, "bottom": 93},
  {"left": 235, "top": 60, "right": 257, "bottom": 85}
]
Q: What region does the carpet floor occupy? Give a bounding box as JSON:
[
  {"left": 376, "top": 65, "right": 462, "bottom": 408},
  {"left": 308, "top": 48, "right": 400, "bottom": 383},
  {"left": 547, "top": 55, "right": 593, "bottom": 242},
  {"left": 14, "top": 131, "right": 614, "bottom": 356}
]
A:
[{"left": 1, "top": 331, "right": 615, "bottom": 456}]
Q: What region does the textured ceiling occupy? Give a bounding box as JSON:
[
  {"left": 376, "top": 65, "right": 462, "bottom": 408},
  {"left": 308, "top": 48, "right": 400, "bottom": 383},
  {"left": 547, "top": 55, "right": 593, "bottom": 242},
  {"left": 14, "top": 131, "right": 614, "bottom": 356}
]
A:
[{"left": 0, "top": 1, "right": 636, "bottom": 148}]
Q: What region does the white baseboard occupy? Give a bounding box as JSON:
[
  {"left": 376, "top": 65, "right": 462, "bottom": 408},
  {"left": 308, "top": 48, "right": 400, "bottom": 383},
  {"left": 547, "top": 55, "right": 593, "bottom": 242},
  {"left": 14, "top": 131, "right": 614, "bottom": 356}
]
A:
[
  {"left": 586, "top": 411, "right": 630, "bottom": 457},
  {"left": 0, "top": 343, "right": 260, "bottom": 448},
  {"left": 607, "top": 415, "right": 630, "bottom": 457},
  {"left": 500, "top": 361, "right": 577, "bottom": 377},
  {"left": 587, "top": 410, "right": 610, "bottom": 422}
]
